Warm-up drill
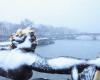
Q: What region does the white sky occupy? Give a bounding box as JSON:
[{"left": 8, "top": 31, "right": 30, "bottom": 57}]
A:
[{"left": 0, "top": 0, "right": 100, "bottom": 32}]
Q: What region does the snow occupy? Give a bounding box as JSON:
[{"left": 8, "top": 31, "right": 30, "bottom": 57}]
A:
[
  {"left": 0, "top": 49, "right": 37, "bottom": 70},
  {"left": 88, "top": 58, "right": 100, "bottom": 67},
  {"left": 71, "top": 66, "right": 78, "bottom": 80},
  {"left": 47, "top": 57, "right": 86, "bottom": 69},
  {"left": 0, "top": 32, "right": 38, "bottom": 70},
  {"left": 0, "top": 42, "right": 11, "bottom": 46},
  {"left": 16, "top": 34, "right": 32, "bottom": 49}
]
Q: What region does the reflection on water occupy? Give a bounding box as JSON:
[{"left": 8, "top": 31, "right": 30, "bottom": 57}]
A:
[{"left": 33, "top": 40, "right": 100, "bottom": 80}]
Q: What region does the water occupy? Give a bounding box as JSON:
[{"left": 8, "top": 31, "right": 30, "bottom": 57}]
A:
[
  {"left": 36, "top": 40, "right": 100, "bottom": 59},
  {"left": 32, "top": 40, "right": 100, "bottom": 80}
]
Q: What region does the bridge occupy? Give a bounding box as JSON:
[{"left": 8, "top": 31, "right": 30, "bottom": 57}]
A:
[{"left": 62, "top": 33, "right": 100, "bottom": 40}]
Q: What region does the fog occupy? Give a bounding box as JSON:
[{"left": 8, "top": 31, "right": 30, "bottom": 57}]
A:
[{"left": 0, "top": 0, "right": 100, "bottom": 32}]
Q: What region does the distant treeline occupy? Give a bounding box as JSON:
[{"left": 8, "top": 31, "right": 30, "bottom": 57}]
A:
[{"left": 0, "top": 19, "right": 78, "bottom": 41}]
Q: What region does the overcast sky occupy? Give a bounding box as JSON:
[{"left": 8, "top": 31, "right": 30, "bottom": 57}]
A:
[{"left": 0, "top": 0, "right": 100, "bottom": 32}]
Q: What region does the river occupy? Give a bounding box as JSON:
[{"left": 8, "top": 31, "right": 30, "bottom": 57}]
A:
[{"left": 31, "top": 40, "right": 100, "bottom": 80}]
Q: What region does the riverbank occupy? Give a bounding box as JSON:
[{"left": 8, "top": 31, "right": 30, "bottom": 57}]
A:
[{"left": 37, "top": 38, "right": 54, "bottom": 46}]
